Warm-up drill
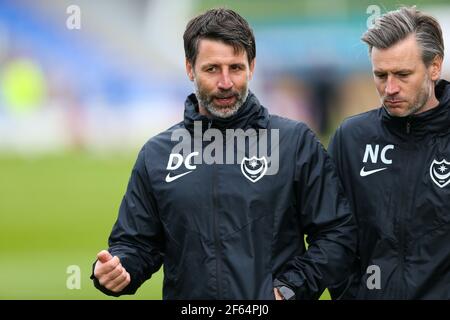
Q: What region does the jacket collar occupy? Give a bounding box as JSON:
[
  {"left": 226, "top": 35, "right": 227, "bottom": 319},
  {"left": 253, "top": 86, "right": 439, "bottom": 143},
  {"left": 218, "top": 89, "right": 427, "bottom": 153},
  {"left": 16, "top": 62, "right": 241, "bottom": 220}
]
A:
[
  {"left": 183, "top": 91, "right": 269, "bottom": 133},
  {"left": 380, "top": 79, "right": 450, "bottom": 138}
]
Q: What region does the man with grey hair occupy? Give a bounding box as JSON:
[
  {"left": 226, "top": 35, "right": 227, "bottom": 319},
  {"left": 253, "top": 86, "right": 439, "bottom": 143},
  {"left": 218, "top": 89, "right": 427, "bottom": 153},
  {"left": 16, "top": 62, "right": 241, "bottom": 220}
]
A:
[{"left": 329, "top": 6, "right": 450, "bottom": 299}]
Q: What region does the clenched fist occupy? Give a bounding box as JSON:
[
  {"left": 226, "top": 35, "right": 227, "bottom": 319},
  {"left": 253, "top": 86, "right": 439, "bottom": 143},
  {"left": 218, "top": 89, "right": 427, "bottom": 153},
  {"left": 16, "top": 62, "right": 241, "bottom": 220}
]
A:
[{"left": 94, "top": 250, "right": 131, "bottom": 293}]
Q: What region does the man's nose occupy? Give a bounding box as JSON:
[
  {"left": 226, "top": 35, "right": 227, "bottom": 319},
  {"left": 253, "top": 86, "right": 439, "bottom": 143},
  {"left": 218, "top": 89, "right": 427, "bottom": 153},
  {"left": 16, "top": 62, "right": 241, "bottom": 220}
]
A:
[
  {"left": 217, "top": 70, "right": 233, "bottom": 90},
  {"left": 385, "top": 76, "right": 400, "bottom": 96}
]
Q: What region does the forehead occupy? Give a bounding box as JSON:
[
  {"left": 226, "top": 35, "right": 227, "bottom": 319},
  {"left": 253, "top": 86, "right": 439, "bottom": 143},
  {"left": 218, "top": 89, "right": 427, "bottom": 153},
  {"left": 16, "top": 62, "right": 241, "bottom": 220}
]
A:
[
  {"left": 371, "top": 34, "right": 423, "bottom": 71},
  {"left": 196, "top": 39, "right": 248, "bottom": 65}
]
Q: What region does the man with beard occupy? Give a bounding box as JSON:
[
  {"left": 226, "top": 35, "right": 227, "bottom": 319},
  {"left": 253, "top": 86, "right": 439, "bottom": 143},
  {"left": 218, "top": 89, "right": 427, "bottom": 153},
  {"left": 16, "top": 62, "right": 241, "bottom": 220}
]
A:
[
  {"left": 91, "top": 8, "right": 356, "bottom": 300},
  {"left": 329, "top": 7, "right": 450, "bottom": 299}
]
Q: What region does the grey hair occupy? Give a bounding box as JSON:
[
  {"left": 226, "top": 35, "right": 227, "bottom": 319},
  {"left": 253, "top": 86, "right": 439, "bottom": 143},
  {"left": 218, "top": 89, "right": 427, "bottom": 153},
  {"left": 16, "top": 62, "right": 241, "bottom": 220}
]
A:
[{"left": 362, "top": 6, "right": 444, "bottom": 66}]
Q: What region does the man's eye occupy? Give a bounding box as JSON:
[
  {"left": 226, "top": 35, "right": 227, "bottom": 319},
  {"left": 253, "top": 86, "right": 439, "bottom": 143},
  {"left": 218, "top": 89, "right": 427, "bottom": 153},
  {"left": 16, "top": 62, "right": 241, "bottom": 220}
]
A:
[
  {"left": 206, "top": 67, "right": 216, "bottom": 72},
  {"left": 375, "top": 74, "right": 386, "bottom": 79}
]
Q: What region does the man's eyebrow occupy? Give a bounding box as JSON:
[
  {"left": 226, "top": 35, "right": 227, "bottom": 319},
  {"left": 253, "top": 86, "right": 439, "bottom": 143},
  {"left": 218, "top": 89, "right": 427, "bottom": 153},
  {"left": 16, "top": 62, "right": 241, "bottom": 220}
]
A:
[
  {"left": 394, "top": 69, "right": 412, "bottom": 74},
  {"left": 230, "top": 63, "right": 247, "bottom": 68},
  {"left": 200, "top": 63, "right": 219, "bottom": 69},
  {"left": 373, "top": 68, "right": 412, "bottom": 74}
]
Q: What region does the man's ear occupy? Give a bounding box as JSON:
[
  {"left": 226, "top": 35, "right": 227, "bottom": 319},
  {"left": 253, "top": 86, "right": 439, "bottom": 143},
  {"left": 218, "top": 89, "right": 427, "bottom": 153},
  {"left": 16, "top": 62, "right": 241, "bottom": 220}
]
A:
[
  {"left": 249, "top": 59, "right": 256, "bottom": 80},
  {"left": 186, "top": 58, "right": 194, "bottom": 81},
  {"left": 429, "top": 55, "right": 443, "bottom": 82}
]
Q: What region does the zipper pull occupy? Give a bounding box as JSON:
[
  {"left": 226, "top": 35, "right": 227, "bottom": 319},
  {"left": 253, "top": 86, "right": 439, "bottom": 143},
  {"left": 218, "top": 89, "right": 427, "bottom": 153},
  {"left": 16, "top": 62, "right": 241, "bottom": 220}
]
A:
[
  {"left": 208, "top": 119, "right": 213, "bottom": 129},
  {"left": 406, "top": 121, "right": 411, "bottom": 134}
]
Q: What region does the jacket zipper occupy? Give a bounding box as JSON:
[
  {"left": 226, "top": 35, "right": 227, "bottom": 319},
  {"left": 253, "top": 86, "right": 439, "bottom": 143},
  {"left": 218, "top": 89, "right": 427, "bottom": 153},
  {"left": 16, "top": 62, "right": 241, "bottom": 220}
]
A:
[
  {"left": 212, "top": 149, "right": 223, "bottom": 299},
  {"left": 208, "top": 118, "right": 223, "bottom": 299},
  {"left": 398, "top": 118, "right": 411, "bottom": 298}
]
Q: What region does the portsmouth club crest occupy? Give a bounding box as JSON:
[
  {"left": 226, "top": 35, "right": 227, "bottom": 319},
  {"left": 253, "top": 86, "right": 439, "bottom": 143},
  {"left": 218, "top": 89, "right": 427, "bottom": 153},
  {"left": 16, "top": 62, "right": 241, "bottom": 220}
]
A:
[
  {"left": 430, "top": 159, "right": 450, "bottom": 188},
  {"left": 241, "top": 156, "right": 268, "bottom": 183}
]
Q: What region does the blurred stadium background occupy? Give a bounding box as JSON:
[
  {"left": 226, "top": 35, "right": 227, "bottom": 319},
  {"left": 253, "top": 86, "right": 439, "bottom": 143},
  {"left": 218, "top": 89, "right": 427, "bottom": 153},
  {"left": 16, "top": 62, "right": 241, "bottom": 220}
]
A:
[{"left": 0, "top": 0, "right": 449, "bottom": 299}]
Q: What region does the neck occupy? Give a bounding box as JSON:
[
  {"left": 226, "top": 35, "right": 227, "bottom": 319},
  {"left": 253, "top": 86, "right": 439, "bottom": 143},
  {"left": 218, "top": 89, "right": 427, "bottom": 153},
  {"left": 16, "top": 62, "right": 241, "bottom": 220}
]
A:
[
  {"left": 198, "top": 104, "right": 211, "bottom": 117},
  {"left": 418, "top": 95, "right": 440, "bottom": 114}
]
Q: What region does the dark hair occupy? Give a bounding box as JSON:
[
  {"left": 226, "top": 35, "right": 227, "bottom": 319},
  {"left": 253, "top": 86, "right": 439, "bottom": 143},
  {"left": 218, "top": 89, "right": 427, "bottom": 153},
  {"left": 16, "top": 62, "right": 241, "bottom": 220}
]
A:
[
  {"left": 183, "top": 8, "right": 256, "bottom": 66},
  {"left": 362, "top": 6, "right": 444, "bottom": 67}
]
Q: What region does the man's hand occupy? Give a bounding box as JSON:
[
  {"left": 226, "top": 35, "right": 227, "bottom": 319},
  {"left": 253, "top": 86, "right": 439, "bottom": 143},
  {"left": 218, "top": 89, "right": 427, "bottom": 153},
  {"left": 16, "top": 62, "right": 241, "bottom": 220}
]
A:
[
  {"left": 94, "top": 250, "right": 131, "bottom": 293},
  {"left": 274, "top": 288, "right": 283, "bottom": 300}
]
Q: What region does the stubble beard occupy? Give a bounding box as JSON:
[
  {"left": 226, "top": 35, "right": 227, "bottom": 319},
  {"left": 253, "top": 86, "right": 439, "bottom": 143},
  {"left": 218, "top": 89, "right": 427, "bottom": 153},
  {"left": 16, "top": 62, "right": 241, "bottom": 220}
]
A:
[{"left": 194, "top": 79, "right": 249, "bottom": 119}]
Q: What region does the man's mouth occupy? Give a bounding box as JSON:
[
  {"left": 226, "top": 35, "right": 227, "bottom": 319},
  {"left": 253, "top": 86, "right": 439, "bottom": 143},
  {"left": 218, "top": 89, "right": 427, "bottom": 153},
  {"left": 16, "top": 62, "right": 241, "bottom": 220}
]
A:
[
  {"left": 384, "top": 99, "right": 405, "bottom": 106},
  {"left": 214, "top": 95, "right": 236, "bottom": 107}
]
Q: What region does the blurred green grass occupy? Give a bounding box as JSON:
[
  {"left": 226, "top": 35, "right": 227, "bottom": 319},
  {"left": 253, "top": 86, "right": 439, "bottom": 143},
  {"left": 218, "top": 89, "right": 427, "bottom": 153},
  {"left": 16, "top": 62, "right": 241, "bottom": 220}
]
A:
[
  {"left": 0, "top": 152, "right": 329, "bottom": 300},
  {"left": 0, "top": 152, "right": 162, "bottom": 299}
]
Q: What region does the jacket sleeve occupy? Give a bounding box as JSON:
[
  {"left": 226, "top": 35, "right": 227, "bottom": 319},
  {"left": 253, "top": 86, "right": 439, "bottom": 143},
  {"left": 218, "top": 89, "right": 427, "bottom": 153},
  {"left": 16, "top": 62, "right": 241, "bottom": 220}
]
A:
[
  {"left": 275, "top": 126, "right": 357, "bottom": 300},
  {"left": 91, "top": 145, "right": 164, "bottom": 296},
  {"left": 327, "top": 126, "right": 361, "bottom": 299}
]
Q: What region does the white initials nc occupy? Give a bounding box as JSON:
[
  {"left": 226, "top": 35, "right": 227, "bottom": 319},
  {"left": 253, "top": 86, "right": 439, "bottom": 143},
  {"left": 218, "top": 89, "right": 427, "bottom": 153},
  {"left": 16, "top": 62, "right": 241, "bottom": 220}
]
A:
[{"left": 360, "top": 144, "right": 394, "bottom": 177}]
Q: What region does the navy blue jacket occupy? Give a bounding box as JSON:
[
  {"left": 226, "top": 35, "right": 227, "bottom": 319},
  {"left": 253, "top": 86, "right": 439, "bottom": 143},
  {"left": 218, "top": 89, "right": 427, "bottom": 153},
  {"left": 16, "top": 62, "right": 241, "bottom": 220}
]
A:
[
  {"left": 329, "top": 80, "right": 450, "bottom": 299},
  {"left": 93, "top": 92, "right": 356, "bottom": 299}
]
